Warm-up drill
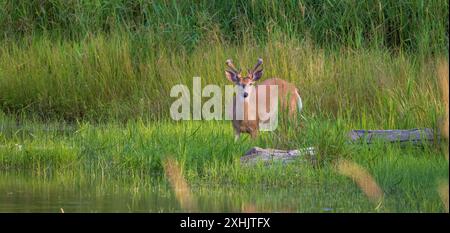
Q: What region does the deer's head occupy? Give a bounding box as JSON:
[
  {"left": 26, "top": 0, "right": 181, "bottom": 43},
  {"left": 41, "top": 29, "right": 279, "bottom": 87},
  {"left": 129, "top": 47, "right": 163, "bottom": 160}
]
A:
[{"left": 225, "top": 58, "right": 263, "bottom": 99}]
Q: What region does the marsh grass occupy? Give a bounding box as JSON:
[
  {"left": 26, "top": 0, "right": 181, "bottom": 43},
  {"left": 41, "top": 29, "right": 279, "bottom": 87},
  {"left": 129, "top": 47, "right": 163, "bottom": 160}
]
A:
[
  {"left": 1, "top": 0, "right": 447, "bottom": 54},
  {"left": 0, "top": 35, "right": 446, "bottom": 128},
  {"left": 0, "top": 114, "right": 448, "bottom": 212}
]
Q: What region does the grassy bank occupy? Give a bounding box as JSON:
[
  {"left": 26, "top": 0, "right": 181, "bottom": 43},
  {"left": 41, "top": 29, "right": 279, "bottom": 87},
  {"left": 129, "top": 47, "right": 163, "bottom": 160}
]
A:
[{"left": 0, "top": 114, "right": 448, "bottom": 212}]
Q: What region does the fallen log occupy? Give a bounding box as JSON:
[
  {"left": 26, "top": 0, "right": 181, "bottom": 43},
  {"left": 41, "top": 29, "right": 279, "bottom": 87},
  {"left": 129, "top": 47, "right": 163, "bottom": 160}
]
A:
[
  {"left": 241, "top": 128, "right": 437, "bottom": 166},
  {"left": 240, "top": 146, "right": 316, "bottom": 166},
  {"left": 348, "top": 128, "right": 436, "bottom": 145}
]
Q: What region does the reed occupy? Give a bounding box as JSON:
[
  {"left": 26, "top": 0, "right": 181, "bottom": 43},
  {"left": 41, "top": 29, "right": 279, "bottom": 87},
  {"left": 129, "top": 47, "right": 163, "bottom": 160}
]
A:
[
  {"left": 0, "top": 36, "right": 445, "bottom": 128},
  {"left": 336, "top": 159, "right": 384, "bottom": 207},
  {"left": 438, "top": 59, "right": 449, "bottom": 139},
  {"left": 162, "top": 156, "right": 197, "bottom": 212},
  {"left": 0, "top": 0, "right": 447, "bottom": 54}
]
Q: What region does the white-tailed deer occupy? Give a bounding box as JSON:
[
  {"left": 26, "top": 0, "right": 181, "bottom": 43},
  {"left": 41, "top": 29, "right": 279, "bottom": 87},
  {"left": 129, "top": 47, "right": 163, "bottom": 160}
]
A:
[{"left": 225, "top": 58, "right": 303, "bottom": 141}]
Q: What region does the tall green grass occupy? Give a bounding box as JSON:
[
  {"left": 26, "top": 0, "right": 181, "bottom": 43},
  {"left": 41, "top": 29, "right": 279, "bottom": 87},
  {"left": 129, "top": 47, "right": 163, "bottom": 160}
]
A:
[
  {"left": 0, "top": 35, "right": 447, "bottom": 125},
  {"left": 0, "top": 0, "right": 447, "bottom": 122},
  {"left": 0, "top": 0, "right": 448, "bottom": 53}
]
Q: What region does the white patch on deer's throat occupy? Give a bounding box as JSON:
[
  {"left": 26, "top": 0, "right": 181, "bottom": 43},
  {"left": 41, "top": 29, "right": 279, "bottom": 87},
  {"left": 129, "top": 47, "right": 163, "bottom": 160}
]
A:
[{"left": 235, "top": 84, "right": 257, "bottom": 120}]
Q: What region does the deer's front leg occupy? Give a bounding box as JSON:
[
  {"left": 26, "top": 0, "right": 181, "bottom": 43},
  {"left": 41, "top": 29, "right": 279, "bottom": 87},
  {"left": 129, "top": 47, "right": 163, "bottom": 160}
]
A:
[{"left": 234, "top": 132, "right": 241, "bottom": 142}]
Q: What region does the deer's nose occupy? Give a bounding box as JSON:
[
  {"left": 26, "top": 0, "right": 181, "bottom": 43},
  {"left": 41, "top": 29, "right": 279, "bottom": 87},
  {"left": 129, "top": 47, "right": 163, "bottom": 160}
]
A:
[{"left": 243, "top": 92, "right": 248, "bottom": 98}]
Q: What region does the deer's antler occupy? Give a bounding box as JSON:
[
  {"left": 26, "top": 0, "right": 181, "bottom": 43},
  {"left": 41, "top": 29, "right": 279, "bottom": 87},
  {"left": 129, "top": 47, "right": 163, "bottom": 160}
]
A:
[
  {"left": 251, "top": 58, "right": 263, "bottom": 73},
  {"left": 226, "top": 59, "right": 240, "bottom": 73}
]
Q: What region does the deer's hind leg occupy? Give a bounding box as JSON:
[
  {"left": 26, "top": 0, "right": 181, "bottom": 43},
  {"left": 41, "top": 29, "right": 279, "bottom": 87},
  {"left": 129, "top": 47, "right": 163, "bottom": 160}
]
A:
[
  {"left": 250, "top": 130, "right": 258, "bottom": 140},
  {"left": 288, "top": 95, "right": 302, "bottom": 129}
]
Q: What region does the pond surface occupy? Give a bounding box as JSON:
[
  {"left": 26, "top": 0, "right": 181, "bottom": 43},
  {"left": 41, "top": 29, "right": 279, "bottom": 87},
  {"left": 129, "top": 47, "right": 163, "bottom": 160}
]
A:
[
  {"left": 0, "top": 172, "right": 179, "bottom": 212},
  {"left": 0, "top": 171, "right": 368, "bottom": 213}
]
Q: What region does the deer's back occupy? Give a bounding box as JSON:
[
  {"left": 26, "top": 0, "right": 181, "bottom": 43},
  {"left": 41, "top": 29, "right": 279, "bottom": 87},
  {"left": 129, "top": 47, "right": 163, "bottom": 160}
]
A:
[{"left": 257, "top": 78, "right": 300, "bottom": 115}]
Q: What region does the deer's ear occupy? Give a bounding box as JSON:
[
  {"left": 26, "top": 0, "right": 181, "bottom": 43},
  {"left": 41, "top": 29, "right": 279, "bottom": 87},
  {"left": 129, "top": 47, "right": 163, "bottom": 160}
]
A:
[
  {"left": 225, "top": 70, "right": 238, "bottom": 83},
  {"left": 252, "top": 69, "right": 263, "bottom": 81}
]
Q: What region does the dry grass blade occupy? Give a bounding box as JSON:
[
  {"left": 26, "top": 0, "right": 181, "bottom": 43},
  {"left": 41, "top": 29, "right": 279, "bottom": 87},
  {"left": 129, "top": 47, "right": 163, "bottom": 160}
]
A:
[
  {"left": 337, "top": 159, "right": 384, "bottom": 207},
  {"left": 241, "top": 203, "right": 259, "bottom": 213},
  {"left": 438, "top": 59, "right": 449, "bottom": 140},
  {"left": 438, "top": 181, "right": 449, "bottom": 212},
  {"left": 162, "top": 157, "right": 197, "bottom": 212}
]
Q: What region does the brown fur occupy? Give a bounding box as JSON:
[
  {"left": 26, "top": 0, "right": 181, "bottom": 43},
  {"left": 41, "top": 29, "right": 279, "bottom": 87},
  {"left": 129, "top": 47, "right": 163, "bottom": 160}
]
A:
[{"left": 232, "top": 78, "right": 300, "bottom": 139}]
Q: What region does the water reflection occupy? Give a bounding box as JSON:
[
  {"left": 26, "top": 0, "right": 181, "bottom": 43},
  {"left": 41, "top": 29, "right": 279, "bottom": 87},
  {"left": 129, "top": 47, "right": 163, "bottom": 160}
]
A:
[
  {"left": 0, "top": 171, "right": 373, "bottom": 212},
  {"left": 0, "top": 172, "right": 179, "bottom": 212}
]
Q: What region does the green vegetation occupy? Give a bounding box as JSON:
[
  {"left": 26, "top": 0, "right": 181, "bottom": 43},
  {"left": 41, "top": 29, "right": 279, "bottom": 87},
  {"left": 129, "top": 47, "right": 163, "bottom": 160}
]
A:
[
  {"left": 0, "top": 37, "right": 447, "bottom": 122},
  {"left": 0, "top": 117, "right": 448, "bottom": 212},
  {"left": 0, "top": 0, "right": 448, "bottom": 212},
  {"left": 1, "top": 0, "right": 448, "bottom": 53}
]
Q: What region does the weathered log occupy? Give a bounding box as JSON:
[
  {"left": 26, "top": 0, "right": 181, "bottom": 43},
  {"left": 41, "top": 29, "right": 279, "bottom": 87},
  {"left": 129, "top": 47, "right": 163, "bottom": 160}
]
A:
[
  {"left": 348, "top": 128, "right": 436, "bottom": 145},
  {"left": 240, "top": 146, "right": 316, "bottom": 166},
  {"left": 241, "top": 128, "right": 436, "bottom": 166}
]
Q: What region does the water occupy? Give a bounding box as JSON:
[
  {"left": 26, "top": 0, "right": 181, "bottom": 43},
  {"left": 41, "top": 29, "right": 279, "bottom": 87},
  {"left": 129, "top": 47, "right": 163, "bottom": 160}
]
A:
[
  {"left": 0, "top": 171, "right": 297, "bottom": 212},
  {"left": 0, "top": 172, "right": 181, "bottom": 212},
  {"left": 0, "top": 171, "right": 367, "bottom": 213}
]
